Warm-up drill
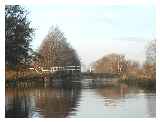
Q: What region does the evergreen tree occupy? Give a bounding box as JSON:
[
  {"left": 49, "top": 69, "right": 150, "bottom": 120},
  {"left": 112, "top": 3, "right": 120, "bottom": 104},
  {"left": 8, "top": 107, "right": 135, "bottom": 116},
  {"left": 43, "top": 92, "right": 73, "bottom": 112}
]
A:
[{"left": 5, "top": 5, "right": 34, "bottom": 69}]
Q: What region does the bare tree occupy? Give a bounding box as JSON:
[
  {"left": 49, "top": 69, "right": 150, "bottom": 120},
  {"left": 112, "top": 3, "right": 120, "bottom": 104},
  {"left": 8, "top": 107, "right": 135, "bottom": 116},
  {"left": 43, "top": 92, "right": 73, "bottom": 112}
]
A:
[
  {"left": 37, "top": 26, "right": 80, "bottom": 69},
  {"left": 143, "top": 40, "right": 156, "bottom": 80},
  {"left": 92, "top": 53, "right": 144, "bottom": 80},
  {"left": 93, "top": 53, "right": 127, "bottom": 74},
  {"left": 125, "top": 60, "right": 141, "bottom": 79},
  {"left": 146, "top": 40, "right": 156, "bottom": 65}
]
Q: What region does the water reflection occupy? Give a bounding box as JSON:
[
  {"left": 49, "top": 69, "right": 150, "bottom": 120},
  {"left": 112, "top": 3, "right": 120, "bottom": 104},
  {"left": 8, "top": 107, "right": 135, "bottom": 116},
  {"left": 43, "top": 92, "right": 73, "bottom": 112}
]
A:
[
  {"left": 96, "top": 84, "right": 156, "bottom": 117},
  {"left": 5, "top": 79, "right": 156, "bottom": 118},
  {"left": 96, "top": 84, "right": 128, "bottom": 107},
  {"left": 6, "top": 87, "right": 81, "bottom": 118}
]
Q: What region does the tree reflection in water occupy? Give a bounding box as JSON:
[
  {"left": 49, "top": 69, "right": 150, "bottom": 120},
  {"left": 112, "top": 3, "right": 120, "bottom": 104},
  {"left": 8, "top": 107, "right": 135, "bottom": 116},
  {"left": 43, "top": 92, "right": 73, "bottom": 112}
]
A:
[
  {"left": 5, "top": 79, "right": 156, "bottom": 118},
  {"left": 5, "top": 80, "right": 81, "bottom": 118},
  {"left": 96, "top": 84, "right": 129, "bottom": 106},
  {"left": 96, "top": 83, "right": 156, "bottom": 117}
]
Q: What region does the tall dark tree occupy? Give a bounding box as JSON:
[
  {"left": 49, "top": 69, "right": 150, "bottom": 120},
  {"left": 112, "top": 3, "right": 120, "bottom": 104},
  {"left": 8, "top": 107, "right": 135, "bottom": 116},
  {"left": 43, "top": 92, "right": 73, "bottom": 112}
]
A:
[{"left": 5, "top": 5, "right": 34, "bottom": 69}]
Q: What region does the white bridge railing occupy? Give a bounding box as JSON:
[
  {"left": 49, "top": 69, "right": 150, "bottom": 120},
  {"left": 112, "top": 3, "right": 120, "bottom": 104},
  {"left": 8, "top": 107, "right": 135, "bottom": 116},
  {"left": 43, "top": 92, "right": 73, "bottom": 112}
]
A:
[{"left": 29, "top": 66, "right": 81, "bottom": 74}]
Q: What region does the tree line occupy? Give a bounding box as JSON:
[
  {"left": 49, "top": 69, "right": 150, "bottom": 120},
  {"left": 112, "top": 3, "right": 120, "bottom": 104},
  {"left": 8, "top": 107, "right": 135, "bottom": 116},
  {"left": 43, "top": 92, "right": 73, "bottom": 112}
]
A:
[
  {"left": 92, "top": 40, "right": 156, "bottom": 81},
  {"left": 5, "top": 5, "right": 156, "bottom": 84}
]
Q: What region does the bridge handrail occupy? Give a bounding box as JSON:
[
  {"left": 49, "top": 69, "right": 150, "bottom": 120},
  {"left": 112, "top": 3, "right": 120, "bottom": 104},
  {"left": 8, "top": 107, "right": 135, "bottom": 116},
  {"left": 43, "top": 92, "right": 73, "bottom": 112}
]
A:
[{"left": 29, "top": 65, "right": 81, "bottom": 73}]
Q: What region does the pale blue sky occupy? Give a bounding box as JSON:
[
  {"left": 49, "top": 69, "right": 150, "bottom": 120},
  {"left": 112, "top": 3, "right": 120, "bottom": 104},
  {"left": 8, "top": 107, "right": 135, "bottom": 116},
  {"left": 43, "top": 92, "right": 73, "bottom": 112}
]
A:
[{"left": 25, "top": 4, "right": 155, "bottom": 65}]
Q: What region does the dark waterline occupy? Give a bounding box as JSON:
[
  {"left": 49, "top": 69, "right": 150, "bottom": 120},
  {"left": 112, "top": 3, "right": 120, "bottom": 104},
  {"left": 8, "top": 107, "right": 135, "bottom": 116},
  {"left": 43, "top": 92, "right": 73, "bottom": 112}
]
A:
[{"left": 5, "top": 79, "right": 156, "bottom": 118}]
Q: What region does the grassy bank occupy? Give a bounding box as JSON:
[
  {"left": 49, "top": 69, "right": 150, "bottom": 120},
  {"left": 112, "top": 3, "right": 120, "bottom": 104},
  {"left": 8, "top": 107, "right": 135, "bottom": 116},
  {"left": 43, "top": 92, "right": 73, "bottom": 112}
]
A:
[
  {"left": 6, "top": 68, "right": 81, "bottom": 82},
  {"left": 120, "top": 78, "right": 156, "bottom": 91},
  {"left": 5, "top": 68, "right": 43, "bottom": 81}
]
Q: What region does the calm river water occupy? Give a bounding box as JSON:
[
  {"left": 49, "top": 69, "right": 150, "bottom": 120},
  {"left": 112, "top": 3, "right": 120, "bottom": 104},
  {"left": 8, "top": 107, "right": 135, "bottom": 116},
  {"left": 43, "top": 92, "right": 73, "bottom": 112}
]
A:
[{"left": 5, "top": 80, "right": 156, "bottom": 118}]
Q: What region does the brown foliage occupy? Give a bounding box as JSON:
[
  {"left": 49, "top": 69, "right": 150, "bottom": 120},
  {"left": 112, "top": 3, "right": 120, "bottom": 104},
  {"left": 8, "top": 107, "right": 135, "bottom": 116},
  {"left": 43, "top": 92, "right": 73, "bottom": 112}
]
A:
[{"left": 37, "top": 26, "right": 80, "bottom": 68}]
